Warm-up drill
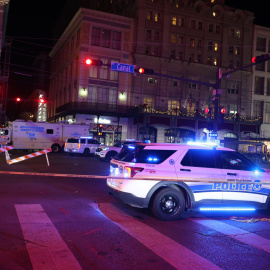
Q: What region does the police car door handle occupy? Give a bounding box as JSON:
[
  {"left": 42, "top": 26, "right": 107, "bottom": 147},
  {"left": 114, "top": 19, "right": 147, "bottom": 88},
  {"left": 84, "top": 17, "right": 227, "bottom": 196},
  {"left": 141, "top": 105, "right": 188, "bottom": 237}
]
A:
[
  {"left": 227, "top": 173, "right": 237, "bottom": 176},
  {"left": 180, "top": 169, "right": 191, "bottom": 172}
]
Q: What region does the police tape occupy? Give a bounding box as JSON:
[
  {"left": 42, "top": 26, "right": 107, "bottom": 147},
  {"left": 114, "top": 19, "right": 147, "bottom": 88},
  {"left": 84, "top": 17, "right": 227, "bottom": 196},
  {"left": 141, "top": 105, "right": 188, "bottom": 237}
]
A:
[
  {"left": 0, "top": 146, "right": 13, "bottom": 152},
  {"left": 6, "top": 148, "right": 52, "bottom": 165},
  {"left": 230, "top": 216, "right": 270, "bottom": 223}
]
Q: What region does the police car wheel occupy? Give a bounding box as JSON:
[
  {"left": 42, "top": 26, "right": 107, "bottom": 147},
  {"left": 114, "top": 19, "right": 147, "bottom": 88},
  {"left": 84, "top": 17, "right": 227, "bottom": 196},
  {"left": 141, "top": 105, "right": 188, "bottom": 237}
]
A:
[
  {"left": 151, "top": 188, "right": 185, "bottom": 221},
  {"left": 83, "top": 148, "right": 90, "bottom": 156},
  {"left": 105, "top": 151, "right": 117, "bottom": 161}
]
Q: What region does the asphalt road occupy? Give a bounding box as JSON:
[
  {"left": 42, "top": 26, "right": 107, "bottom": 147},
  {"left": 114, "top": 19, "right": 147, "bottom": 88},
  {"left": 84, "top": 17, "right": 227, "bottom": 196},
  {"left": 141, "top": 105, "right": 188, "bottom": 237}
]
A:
[{"left": 0, "top": 151, "right": 270, "bottom": 270}]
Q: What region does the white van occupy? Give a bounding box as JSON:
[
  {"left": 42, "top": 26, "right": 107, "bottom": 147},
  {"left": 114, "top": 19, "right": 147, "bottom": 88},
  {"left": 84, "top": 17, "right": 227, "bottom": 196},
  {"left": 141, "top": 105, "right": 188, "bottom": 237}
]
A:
[{"left": 64, "top": 137, "right": 100, "bottom": 156}]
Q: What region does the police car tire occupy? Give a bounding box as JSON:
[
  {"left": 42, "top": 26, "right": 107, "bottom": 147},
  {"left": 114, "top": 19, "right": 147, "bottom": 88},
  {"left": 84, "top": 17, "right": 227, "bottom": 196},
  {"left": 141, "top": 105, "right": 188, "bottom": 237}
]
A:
[
  {"left": 105, "top": 151, "right": 117, "bottom": 161},
  {"left": 83, "top": 148, "right": 90, "bottom": 156},
  {"left": 151, "top": 188, "right": 185, "bottom": 221}
]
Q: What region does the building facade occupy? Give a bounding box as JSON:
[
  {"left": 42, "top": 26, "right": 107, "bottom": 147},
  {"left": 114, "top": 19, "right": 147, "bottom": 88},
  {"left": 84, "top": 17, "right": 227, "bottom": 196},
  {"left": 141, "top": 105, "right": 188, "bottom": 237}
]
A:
[{"left": 48, "top": 0, "right": 262, "bottom": 148}]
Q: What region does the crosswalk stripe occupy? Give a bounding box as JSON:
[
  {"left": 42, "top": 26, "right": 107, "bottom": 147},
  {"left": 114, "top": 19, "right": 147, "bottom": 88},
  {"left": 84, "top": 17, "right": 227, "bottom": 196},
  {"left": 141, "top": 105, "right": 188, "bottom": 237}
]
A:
[
  {"left": 92, "top": 203, "right": 221, "bottom": 270},
  {"left": 15, "top": 204, "right": 82, "bottom": 270},
  {"left": 190, "top": 218, "right": 270, "bottom": 253}
]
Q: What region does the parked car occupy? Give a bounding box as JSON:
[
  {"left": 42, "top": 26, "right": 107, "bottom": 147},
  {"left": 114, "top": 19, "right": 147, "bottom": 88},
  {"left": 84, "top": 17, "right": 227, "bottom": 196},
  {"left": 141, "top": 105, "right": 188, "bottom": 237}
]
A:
[
  {"left": 64, "top": 137, "right": 100, "bottom": 156},
  {"left": 95, "top": 140, "right": 142, "bottom": 161},
  {"left": 107, "top": 142, "right": 270, "bottom": 221}
]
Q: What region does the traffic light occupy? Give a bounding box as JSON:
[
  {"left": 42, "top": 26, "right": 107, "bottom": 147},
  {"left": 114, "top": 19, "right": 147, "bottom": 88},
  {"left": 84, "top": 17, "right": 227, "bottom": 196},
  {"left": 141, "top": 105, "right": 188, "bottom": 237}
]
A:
[
  {"left": 39, "top": 98, "right": 45, "bottom": 103},
  {"left": 16, "top": 97, "right": 21, "bottom": 102},
  {"left": 85, "top": 58, "right": 103, "bottom": 66},
  {"left": 206, "top": 108, "right": 213, "bottom": 131},
  {"left": 98, "top": 124, "right": 103, "bottom": 136},
  {"left": 252, "top": 54, "right": 270, "bottom": 64},
  {"left": 220, "top": 108, "right": 226, "bottom": 123},
  {"left": 135, "top": 68, "right": 154, "bottom": 74}
]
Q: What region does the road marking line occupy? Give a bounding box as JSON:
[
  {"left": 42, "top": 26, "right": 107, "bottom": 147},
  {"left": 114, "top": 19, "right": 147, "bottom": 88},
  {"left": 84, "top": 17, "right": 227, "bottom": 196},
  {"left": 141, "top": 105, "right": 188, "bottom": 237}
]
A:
[
  {"left": 91, "top": 203, "right": 221, "bottom": 270},
  {"left": 15, "top": 204, "right": 82, "bottom": 270},
  {"left": 190, "top": 218, "right": 270, "bottom": 253}
]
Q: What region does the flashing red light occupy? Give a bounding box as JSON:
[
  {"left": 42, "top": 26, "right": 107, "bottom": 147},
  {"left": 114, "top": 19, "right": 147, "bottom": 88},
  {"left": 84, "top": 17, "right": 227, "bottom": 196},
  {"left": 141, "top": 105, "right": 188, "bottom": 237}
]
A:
[
  {"left": 39, "top": 98, "right": 45, "bottom": 103},
  {"left": 221, "top": 108, "right": 226, "bottom": 114},
  {"left": 16, "top": 97, "right": 21, "bottom": 102},
  {"left": 138, "top": 68, "right": 145, "bottom": 74},
  {"left": 252, "top": 57, "right": 256, "bottom": 64},
  {"left": 205, "top": 108, "right": 209, "bottom": 114}
]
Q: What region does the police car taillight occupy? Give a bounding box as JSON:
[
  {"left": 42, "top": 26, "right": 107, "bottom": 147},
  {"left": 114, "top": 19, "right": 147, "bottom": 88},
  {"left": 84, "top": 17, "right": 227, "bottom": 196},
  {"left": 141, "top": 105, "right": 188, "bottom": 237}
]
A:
[
  {"left": 124, "top": 166, "right": 144, "bottom": 177},
  {"left": 78, "top": 143, "right": 81, "bottom": 148}
]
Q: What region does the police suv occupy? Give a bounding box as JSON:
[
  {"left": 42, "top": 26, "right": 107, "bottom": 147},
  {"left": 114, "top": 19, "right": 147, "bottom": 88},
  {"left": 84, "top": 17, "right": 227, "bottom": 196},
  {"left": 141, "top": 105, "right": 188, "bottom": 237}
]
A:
[{"left": 107, "top": 142, "right": 270, "bottom": 221}]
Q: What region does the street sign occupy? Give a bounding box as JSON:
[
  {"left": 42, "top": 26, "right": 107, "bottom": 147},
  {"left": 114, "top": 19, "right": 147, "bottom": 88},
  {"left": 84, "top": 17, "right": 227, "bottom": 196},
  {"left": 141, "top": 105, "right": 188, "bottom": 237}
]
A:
[
  {"left": 209, "top": 132, "right": 218, "bottom": 137},
  {"left": 111, "top": 62, "right": 135, "bottom": 73}
]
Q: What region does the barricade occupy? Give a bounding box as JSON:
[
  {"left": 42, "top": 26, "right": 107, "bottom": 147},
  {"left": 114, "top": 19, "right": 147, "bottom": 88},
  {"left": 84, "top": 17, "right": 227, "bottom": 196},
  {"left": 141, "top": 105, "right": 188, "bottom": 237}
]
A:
[
  {"left": 0, "top": 146, "right": 13, "bottom": 152},
  {"left": 6, "top": 148, "right": 52, "bottom": 166}
]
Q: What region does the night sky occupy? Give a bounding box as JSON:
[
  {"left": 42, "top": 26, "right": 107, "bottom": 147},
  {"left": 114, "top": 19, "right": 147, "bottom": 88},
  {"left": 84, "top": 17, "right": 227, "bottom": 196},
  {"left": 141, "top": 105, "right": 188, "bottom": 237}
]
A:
[{"left": 4, "top": 0, "right": 270, "bottom": 100}]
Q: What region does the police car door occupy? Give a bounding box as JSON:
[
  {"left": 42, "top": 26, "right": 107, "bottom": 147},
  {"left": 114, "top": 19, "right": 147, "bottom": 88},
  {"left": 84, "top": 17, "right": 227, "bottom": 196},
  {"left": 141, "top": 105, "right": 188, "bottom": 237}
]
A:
[
  {"left": 176, "top": 149, "right": 223, "bottom": 203},
  {"left": 218, "top": 150, "right": 265, "bottom": 204}
]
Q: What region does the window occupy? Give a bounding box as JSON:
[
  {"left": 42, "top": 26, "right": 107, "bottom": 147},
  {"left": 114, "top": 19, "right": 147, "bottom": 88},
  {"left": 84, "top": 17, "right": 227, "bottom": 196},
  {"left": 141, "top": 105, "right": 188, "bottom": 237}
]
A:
[
  {"left": 179, "top": 18, "right": 185, "bottom": 27},
  {"left": 170, "top": 50, "right": 175, "bottom": 58},
  {"left": 254, "top": 76, "right": 264, "bottom": 95},
  {"left": 154, "top": 13, "right": 160, "bottom": 22},
  {"left": 229, "top": 46, "right": 234, "bottom": 54},
  {"left": 267, "top": 79, "right": 270, "bottom": 96},
  {"left": 191, "top": 20, "right": 196, "bottom": 29},
  {"left": 235, "top": 29, "right": 241, "bottom": 38},
  {"left": 154, "top": 31, "right": 160, "bottom": 41},
  {"left": 172, "top": 17, "right": 177, "bottom": 25},
  {"left": 208, "top": 41, "right": 213, "bottom": 50},
  {"left": 253, "top": 100, "right": 263, "bottom": 117},
  {"left": 171, "top": 34, "right": 176, "bottom": 44},
  {"left": 265, "top": 102, "right": 270, "bottom": 123},
  {"left": 209, "top": 24, "right": 214, "bottom": 33},
  {"left": 92, "top": 27, "right": 121, "bottom": 50},
  {"left": 219, "top": 151, "right": 254, "bottom": 171},
  {"left": 190, "top": 38, "right": 195, "bottom": 47},
  {"left": 181, "top": 149, "right": 216, "bottom": 168},
  {"left": 47, "top": 129, "right": 53, "bottom": 134},
  {"left": 226, "top": 104, "right": 237, "bottom": 115},
  {"left": 100, "top": 59, "right": 109, "bottom": 79},
  {"left": 88, "top": 86, "right": 97, "bottom": 102},
  {"left": 91, "top": 27, "right": 101, "bottom": 46},
  {"left": 178, "top": 36, "right": 184, "bottom": 44},
  {"left": 216, "top": 25, "right": 220, "bottom": 34},
  {"left": 146, "top": 29, "right": 152, "bottom": 40},
  {"left": 198, "top": 21, "right": 203, "bottom": 30},
  {"left": 235, "top": 47, "right": 240, "bottom": 55},
  {"left": 168, "top": 99, "right": 180, "bottom": 111},
  {"left": 98, "top": 87, "right": 108, "bottom": 103},
  {"left": 256, "top": 37, "right": 266, "bottom": 52},
  {"left": 147, "top": 11, "right": 152, "bottom": 21},
  {"left": 101, "top": 29, "right": 111, "bottom": 48},
  {"left": 109, "top": 88, "right": 117, "bottom": 104},
  {"left": 197, "top": 40, "right": 202, "bottom": 48},
  {"left": 112, "top": 31, "right": 121, "bottom": 50},
  {"left": 214, "top": 43, "right": 218, "bottom": 51}
]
